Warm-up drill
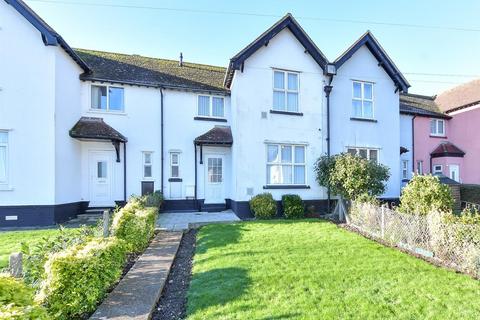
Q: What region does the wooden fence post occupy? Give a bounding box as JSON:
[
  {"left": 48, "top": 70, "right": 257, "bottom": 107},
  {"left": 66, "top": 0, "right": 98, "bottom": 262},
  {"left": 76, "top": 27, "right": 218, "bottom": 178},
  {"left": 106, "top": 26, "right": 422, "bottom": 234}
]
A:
[
  {"left": 381, "top": 205, "right": 385, "bottom": 239},
  {"left": 103, "top": 209, "right": 110, "bottom": 238},
  {"left": 9, "top": 252, "right": 22, "bottom": 278}
]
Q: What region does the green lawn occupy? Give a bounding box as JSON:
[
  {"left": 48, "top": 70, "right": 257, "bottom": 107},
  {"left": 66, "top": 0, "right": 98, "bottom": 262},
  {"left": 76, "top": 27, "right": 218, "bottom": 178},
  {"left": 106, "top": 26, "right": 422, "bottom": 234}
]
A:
[
  {"left": 187, "top": 220, "right": 480, "bottom": 319},
  {"left": 0, "top": 228, "right": 78, "bottom": 269}
]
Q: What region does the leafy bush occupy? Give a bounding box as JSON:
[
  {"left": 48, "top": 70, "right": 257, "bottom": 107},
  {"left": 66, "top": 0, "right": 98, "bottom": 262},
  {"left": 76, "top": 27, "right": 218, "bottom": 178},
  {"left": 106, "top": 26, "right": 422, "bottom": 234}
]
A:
[
  {"left": 314, "top": 153, "right": 390, "bottom": 201},
  {"left": 0, "top": 274, "right": 48, "bottom": 319},
  {"left": 21, "top": 227, "right": 97, "bottom": 288},
  {"left": 143, "top": 190, "right": 164, "bottom": 209},
  {"left": 250, "top": 193, "right": 277, "bottom": 219},
  {"left": 282, "top": 194, "right": 304, "bottom": 219},
  {"left": 111, "top": 204, "right": 157, "bottom": 253},
  {"left": 399, "top": 174, "right": 454, "bottom": 215},
  {"left": 37, "top": 237, "right": 127, "bottom": 319}
]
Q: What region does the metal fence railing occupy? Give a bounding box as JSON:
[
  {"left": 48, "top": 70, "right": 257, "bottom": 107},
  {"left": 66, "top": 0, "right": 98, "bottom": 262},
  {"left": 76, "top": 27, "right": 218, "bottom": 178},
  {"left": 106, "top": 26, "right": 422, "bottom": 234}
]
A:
[{"left": 347, "top": 201, "right": 480, "bottom": 277}]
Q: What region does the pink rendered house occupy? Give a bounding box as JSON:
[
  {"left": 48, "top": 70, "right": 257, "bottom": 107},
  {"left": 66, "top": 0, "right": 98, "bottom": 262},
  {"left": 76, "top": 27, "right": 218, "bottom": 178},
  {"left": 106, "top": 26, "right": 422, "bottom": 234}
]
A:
[{"left": 400, "top": 80, "right": 480, "bottom": 184}]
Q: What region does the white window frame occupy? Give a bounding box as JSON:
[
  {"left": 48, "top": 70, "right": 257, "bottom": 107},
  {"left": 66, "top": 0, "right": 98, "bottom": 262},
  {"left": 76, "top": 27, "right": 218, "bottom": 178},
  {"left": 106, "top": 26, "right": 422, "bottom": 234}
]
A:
[
  {"left": 272, "top": 69, "right": 300, "bottom": 112},
  {"left": 170, "top": 152, "right": 180, "bottom": 178},
  {"left": 197, "top": 95, "right": 225, "bottom": 118},
  {"left": 417, "top": 160, "right": 424, "bottom": 174},
  {"left": 430, "top": 119, "right": 445, "bottom": 136},
  {"left": 402, "top": 160, "right": 409, "bottom": 179},
  {"left": 266, "top": 143, "right": 307, "bottom": 186},
  {"left": 142, "top": 151, "right": 153, "bottom": 180},
  {"left": 433, "top": 164, "right": 443, "bottom": 175},
  {"left": 352, "top": 81, "right": 374, "bottom": 119},
  {"left": 346, "top": 147, "right": 379, "bottom": 163},
  {"left": 0, "top": 131, "right": 8, "bottom": 185},
  {"left": 90, "top": 84, "right": 125, "bottom": 112}
]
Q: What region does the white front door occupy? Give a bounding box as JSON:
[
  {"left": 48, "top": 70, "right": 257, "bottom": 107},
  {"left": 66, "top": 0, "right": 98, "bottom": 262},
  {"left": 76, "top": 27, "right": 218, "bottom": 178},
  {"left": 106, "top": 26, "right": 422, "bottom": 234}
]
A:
[
  {"left": 204, "top": 155, "right": 225, "bottom": 204},
  {"left": 449, "top": 164, "right": 460, "bottom": 182},
  {"left": 89, "top": 152, "right": 113, "bottom": 206}
]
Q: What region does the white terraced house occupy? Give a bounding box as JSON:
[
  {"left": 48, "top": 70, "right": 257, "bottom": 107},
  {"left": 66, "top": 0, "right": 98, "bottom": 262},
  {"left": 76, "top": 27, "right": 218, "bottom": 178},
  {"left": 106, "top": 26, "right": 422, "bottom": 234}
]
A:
[{"left": 0, "top": 0, "right": 412, "bottom": 226}]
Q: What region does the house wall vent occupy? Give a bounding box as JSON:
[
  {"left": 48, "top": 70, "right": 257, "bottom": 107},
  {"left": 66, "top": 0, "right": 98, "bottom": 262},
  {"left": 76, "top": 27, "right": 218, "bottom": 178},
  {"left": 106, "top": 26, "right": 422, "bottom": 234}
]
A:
[
  {"left": 261, "top": 112, "right": 267, "bottom": 119},
  {"left": 246, "top": 187, "right": 254, "bottom": 196}
]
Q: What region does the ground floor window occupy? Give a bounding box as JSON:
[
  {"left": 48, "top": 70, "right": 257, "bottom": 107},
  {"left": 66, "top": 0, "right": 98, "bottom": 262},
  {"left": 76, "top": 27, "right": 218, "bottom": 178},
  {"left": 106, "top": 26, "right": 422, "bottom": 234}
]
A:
[
  {"left": 170, "top": 152, "right": 180, "bottom": 178},
  {"left": 347, "top": 147, "right": 378, "bottom": 163},
  {"left": 266, "top": 144, "right": 306, "bottom": 185},
  {"left": 143, "top": 152, "right": 153, "bottom": 179},
  {"left": 0, "top": 132, "right": 8, "bottom": 184},
  {"left": 417, "top": 160, "right": 424, "bottom": 174},
  {"left": 402, "top": 160, "right": 409, "bottom": 179}
]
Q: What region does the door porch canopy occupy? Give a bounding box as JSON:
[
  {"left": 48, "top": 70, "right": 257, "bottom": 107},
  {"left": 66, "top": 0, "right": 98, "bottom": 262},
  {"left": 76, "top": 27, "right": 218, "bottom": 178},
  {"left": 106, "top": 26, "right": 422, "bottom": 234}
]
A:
[
  {"left": 69, "top": 117, "right": 127, "bottom": 162},
  {"left": 194, "top": 126, "right": 233, "bottom": 164}
]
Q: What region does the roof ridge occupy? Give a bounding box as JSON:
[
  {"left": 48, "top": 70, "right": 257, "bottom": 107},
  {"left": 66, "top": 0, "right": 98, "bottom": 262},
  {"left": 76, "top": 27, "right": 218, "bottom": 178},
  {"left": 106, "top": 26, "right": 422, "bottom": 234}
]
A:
[{"left": 74, "top": 48, "right": 226, "bottom": 72}]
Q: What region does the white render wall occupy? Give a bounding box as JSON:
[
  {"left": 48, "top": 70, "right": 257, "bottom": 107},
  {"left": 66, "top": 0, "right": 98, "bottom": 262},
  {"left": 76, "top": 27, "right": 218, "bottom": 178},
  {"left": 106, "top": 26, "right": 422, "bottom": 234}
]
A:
[
  {"left": 230, "top": 28, "right": 327, "bottom": 201},
  {"left": 330, "top": 45, "right": 401, "bottom": 198},
  {"left": 0, "top": 2, "right": 57, "bottom": 205}
]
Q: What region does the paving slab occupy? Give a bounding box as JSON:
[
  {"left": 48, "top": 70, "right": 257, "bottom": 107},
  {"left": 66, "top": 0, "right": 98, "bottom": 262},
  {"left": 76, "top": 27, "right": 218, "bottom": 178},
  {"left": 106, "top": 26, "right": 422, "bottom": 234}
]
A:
[
  {"left": 157, "top": 210, "right": 240, "bottom": 231},
  {"left": 90, "top": 232, "right": 182, "bottom": 320}
]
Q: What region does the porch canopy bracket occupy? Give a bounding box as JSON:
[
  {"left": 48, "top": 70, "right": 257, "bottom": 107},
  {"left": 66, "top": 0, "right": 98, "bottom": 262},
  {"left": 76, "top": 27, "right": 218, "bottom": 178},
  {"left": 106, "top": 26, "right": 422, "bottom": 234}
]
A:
[
  {"left": 194, "top": 125, "right": 233, "bottom": 165},
  {"left": 69, "top": 117, "right": 128, "bottom": 162}
]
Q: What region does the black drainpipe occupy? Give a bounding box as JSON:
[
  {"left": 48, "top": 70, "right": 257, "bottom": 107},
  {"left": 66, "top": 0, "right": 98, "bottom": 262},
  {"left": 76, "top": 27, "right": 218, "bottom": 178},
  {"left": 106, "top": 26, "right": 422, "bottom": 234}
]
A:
[
  {"left": 194, "top": 143, "right": 198, "bottom": 204},
  {"left": 324, "top": 78, "right": 334, "bottom": 212},
  {"left": 160, "top": 88, "right": 164, "bottom": 194},
  {"left": 123, "top": 142, "right": 127, "bottom": 203}
]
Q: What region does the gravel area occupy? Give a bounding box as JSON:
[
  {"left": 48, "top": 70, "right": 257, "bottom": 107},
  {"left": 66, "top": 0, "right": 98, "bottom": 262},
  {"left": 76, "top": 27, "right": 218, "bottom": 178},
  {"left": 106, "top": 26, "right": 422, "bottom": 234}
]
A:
[{"left": 153, "top": 229, "right": 197, "bottom": 320}]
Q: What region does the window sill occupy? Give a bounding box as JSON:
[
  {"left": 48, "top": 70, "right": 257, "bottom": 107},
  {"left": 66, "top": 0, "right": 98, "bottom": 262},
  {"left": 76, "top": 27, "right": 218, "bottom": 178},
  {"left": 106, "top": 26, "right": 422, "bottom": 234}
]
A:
[
  {"left": 168, "top": 178, "right": 183, "bottom": 182},
  {"left": 350, "top": 117, "right": 377, "bottom": 123},
  {"left": 269, "top": 110, "right": 303, "bottom": 116},
  {"left": 194, "top": 116, "right": 227, "bottom": 122},
  {"left": 0, "top": 185, "right": 14, "bottom": 191},
  {"left": 429, "top": 135, "right": 447, "bottom": 138},
  {"left": 263, "top": 185, "right": 310, "bottom": 189},
  {"left": 87, "top": 110, "right": 127, "bottom": 116}
]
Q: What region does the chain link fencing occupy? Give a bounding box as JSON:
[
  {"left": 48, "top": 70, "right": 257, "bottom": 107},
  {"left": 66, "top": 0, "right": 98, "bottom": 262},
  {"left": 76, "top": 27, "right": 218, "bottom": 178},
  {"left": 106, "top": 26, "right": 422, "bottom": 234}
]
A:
[{"left": 347, "top": 201, "right": 480, "bottom": 277}]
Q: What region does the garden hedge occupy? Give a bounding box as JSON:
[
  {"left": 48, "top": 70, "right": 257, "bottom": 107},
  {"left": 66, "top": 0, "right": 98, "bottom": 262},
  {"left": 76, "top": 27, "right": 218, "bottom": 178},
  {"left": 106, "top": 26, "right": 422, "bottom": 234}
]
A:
[
  {"left": 282, "top": 194, "right": 304, "bottom": 219},
  {"left": 0, "top": 274, "right": 48, "bottom": 319},
  {"left": 38, "top": 237, "right": 127, "bottom": 319}
]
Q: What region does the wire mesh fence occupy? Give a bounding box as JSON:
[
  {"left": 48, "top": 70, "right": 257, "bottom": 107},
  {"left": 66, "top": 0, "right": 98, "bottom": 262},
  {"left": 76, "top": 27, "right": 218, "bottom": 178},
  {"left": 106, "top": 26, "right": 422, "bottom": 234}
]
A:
[{"left": 347, "top": 201, "right": 480, "bottom": 277}]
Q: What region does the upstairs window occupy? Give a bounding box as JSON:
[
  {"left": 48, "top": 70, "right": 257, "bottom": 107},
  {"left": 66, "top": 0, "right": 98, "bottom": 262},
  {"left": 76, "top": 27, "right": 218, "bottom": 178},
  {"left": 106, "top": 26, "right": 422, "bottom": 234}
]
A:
[
  {"left": 0, "top": 132, "right": 8, "bottom": 184},
  {"left": 91, "top": 85, "right": 124, "bottom": 112},
  {"left": 267, "top": 144, "right": 306, "bottom": 185},
  {"left": 347, "top": 147, "right": 378, "bottom": 163},
  {"left": 273, "top": 70, "right": 299, "bottom": 112},
  {"left": 143, "top": 152, "right": 153, "bottom": 179},
  {"left": 352, "top": 81, "right": 374, "bottom": 119},
  {"left": 430, "top": 119, "right": 445, "bottom": 136},
  {"left": 198, "top": 95, "right": 224, "bottom": 118}
]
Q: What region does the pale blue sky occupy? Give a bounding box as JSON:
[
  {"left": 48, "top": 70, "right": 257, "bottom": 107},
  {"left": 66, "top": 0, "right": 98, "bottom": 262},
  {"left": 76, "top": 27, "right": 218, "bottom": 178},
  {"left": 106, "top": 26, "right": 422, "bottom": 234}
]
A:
[{"left": 26, "top": 0, "right": 480, "bottom": 95}]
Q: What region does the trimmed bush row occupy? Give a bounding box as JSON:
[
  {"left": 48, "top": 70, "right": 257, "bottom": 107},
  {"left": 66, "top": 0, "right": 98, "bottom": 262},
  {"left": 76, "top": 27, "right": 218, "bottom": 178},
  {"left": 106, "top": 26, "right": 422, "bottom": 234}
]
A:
[
  {"left": 249, "top": 193, "right": 305, "bottom": 219},
  {"left": 7, "top": 193, "right": 161, "bottom": 320}
]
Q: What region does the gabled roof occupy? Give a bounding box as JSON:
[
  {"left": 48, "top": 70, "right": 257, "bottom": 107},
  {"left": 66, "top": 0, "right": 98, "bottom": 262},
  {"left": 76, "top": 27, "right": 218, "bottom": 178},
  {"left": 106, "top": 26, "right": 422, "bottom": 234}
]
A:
[
  {"left": 399, "top": 93, "right": 450, "bottom": 119},
  {"left": 4, "top": 0, "right": 90, "bottom": 72},
  {"left": 435, "top": 79, "right": 480, "bottom": 113},
  {"left": 195, "top": 126, "right": 233, "bottom": 146},
  {"left": 224, "top": 13, "right": 329, "bottom": 88},
  {"left": 69, "top": 117, "right": 127, "bottom": 142},
  {"left": 76, "top": 49, "right": 228, "bottom": 94},
  {"left": 334, "top": 31, "right": 410, "bottom": 93},
  {"left": 430, "top": 141, "right": 465, "bottom": 158}
]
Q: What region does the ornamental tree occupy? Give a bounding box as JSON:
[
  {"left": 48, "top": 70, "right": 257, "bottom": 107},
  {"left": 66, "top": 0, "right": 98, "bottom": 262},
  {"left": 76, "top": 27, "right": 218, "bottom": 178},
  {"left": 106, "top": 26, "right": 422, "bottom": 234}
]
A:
[{"left": 314, "top": 153, "right": 390, "bottom": 201}]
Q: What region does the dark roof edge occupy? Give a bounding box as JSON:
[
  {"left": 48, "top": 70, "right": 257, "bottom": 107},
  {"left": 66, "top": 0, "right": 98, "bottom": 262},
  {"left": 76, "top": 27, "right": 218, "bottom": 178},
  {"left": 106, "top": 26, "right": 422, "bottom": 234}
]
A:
[
  {"left": 399, "top": 110, "right": 451, "bottom": 119},
  {"left": 79, "top": 76, "right": 230, "bottom": 95},
  {"left": 5, "top": 0, "right": 90, "bottom": 72},
  {"left": 444, "top": 99, "right": 480, "bottom": 114},
  {"left": 401, "top": 92, "right": 436, "bottom": 100},
  {"left": 334, "top": 31, "right": 410, "bottom": 93},
  {"left": 224, "top": 13, "right": 329, "bottom": 88}
]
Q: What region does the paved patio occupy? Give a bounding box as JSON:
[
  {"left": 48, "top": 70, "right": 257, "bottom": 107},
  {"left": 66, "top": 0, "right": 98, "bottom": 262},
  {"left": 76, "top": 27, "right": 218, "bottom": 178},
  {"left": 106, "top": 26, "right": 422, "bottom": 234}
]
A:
[{"left": 157, "top": 210, "right": 240, "bottom": 231}]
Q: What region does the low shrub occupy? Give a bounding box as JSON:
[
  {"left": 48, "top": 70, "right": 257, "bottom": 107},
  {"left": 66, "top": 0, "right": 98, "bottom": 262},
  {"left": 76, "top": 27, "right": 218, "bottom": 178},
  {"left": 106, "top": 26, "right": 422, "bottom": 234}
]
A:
[
  {"left": 0, "top": 274, "right": 48, "bottom": 319},
  {"left": 250, "top": 193, "right": 277, "bottom": 219},
  {"left": 37, "top": 237, "right": 127, "bottom": 319},
  {"left": 111, "top": 205, "right": 157, "bottom": 253},
  {"left": 21, "top": 226, "right": 97, "bottom": 288},
  {"left": 399, "top": 174, "right": 454, "bottom": 215},
  {"left": 143, "top": 190, "right": 164, "bottom": 209},
  {"left": 282, "top": 194, "right": 304, "bottom": 219}
]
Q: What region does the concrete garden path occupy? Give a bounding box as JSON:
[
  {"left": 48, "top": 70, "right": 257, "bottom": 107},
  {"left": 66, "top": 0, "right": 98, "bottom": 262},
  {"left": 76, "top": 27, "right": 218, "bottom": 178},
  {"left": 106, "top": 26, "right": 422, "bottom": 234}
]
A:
[
  {"left": 90, "top": 231, "right": 182, "bottom": 320},
  {"left": 157, "top": 210, "right": 240, "bottom": 231}
]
